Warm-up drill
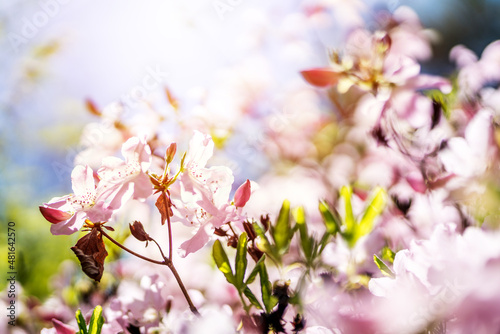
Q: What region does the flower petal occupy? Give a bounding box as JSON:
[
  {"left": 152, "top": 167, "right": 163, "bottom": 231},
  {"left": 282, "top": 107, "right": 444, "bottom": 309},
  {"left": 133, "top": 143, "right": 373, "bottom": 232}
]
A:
[
  {"left": 39, "top": 206, "right": 73, "bottom": 224},
  {"left": 300, "top": 68, "right": 340, "bottom": 87},
  {"left": 71, "top": 165, "right": 95, "bottom": 197},
  {"left": 178, "top": 225, "right": 211, "bottom": 257}
]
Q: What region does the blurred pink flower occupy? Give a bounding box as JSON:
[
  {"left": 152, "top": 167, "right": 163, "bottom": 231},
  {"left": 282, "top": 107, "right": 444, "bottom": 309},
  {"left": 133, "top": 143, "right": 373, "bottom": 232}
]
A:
[
  {"left": 440, "top": 109, "right": 495, "bottom": 178},
  {"left": 452, "top": 40, "right": 500, "bottom": 95}
]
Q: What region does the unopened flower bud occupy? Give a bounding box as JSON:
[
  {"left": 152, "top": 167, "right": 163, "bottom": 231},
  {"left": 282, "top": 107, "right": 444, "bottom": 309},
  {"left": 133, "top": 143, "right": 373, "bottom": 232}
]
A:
[
  {"left": 165, "top": 143, "right": 177, "bottom": 164},
  {"left": 234, "top": 179, "right": 252, "bottom": 208},
  {"left": 374, "top": 31, "right": 391, "bottom": 54}
]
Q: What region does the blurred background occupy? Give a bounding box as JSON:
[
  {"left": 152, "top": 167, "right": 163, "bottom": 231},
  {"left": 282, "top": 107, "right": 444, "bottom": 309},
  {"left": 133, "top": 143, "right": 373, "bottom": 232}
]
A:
[{"left": 0, "top": 0, "right": 499, "bottom": 306}]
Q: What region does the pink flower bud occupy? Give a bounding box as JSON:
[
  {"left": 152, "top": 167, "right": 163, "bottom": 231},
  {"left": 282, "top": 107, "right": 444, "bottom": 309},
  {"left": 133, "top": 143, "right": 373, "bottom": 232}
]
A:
[
  {"left": 39, "top": 206, "right": 73, "bottom": 224},
  {"left": 234, "top": 179, "right": 252, "bottom": 208},
  {"left": 165, "top": 142, "right": 177, "bottom": 164}
]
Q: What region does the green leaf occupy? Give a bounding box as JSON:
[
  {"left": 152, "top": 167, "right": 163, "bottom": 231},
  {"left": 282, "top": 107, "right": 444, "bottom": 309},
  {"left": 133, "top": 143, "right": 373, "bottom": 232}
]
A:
[
  {"left": 271, "top": 200, "right": 292, "bottom": 255},
  {"left": 293, "top": 207, "right": 313, "bottom": 259},
  {"left": 318, "top": 201, "right": 340, "bottom": 235},
  {"left": 87, "top": 305, "right": 105, "bottom": 334},
  {"left": 356, "top": 187, "right": 386, "bottom": 241},
  {"left": 243, "top": 287, "right": 263, "bottom": 310},
  {"left": 75, "top": 309, "right": 88, "bottom": 334},
  {"left": 340, "top": 186, "right": 355, "bottom": 234},
  {"left": 373, "top": 254, "right": 395, "bottom": 278},
  {"left": 213, "top": 240, "right": 235, "bottom": 285},
  {"left": 381, "top": 246, "right": 396, "bottom": 264},
  {"left": 258, "top": 261, "right": 275, "bottom": 313},
  {"left": 235, "top": 233, "right": 248, "bottom": 289},
  {"left": 245, "top": 255, "right": 266, "bottom": 285}
]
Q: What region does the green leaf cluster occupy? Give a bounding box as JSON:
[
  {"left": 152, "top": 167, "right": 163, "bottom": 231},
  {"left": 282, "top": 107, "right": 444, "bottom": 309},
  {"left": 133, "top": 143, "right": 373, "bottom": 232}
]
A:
[
  {"left": 213, "top": 233, "right": 277, "bottom": 314},
  {"left": 212, "top": 186, "right": 387, "bottom": 315},
  {"left": 331, "top": 186, "right": 387, "bottom": 248},
  {"left": 76, "top": 305, "right": 105, "bottom": 334},
  {"left": 251, "top": 200, "right": 294, "bottom": 265}
]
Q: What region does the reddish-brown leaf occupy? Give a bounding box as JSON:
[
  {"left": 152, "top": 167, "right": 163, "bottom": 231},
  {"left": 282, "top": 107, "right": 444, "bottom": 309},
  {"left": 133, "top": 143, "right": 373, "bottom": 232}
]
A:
[
  {"left": 71, "top": 228, "right": 108, "bottom": 282},
  {"left": 155, "top": 191, "right": 173, "bottom": 225}
]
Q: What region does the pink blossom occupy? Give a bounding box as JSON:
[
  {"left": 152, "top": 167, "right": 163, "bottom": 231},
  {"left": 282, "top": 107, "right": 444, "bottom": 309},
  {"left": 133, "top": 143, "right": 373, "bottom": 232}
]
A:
[
  {"left": 440, "top": 109, "right": 495, "bottom": 178},
  {"left": 98, "top": 136, "right": 153, "bottom": 210},
  {"left": 369, "top": 224, "right": 500, "bottom": 333},
  {"left": 41, "top": 319, "right": 76, "bottom": 334},
  {"left": 173, "top": 131, "right": 254, "bottom": 257},
  {"left": 40, "top": 165, "right": 113, "bottom": 235},
  {"left": 452, "top": 40, "right": 500, "bottom": 95}
]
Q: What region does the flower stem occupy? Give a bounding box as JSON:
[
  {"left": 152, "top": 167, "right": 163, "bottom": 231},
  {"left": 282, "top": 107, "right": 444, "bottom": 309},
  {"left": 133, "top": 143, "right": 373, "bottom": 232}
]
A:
[
  {"left": 100, "top": 229, "right": 164, "bottom": 265},
  {"left": 100, "top": 228, "right": 200, "bottom": 316},
  {"left": 166, "top": 261, "right": 200, "bottom": 316}
]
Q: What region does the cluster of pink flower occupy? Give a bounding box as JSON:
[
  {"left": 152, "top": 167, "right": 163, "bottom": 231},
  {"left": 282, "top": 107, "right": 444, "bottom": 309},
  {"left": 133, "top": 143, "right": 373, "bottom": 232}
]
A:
[{"left": 32, "top": 4, "right": 500, "bottom": 334}]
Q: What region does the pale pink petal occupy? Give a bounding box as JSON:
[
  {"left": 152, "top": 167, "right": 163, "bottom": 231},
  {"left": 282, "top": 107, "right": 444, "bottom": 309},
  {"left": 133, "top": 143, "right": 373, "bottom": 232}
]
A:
[
  {"left": 464, "top": 109, "right": 493, "bottom": 160},
  {"left": 409, "top": 74, "right": 452, "bottom": 94},
  {"left": 132, "top": 172, "right": 153, "bottom": 201},
  {"left": 51, "top": 319, "right": 76, "bottom": 334},
  {"left": 450, "top": 45, "right": 478, "bottom": 68},
  {"left": 121, "top": 136, "right": 152, "bottom": 171},
  {"left": 440, "top": 137, "right": 475, "bottom": 177},
  {"left": 87, "top": 200, "right": 114, "bottom": 222},
  {"left": 99, "top": 156, "right": 126, "bottom": 173},
  {"left": 391, "top": 90, "right": 433, "bottom": 128},
  {"left": 185, "top": 131, "right": 214, "bottom": 170},
  {"left": 393, "top": 6, "right": 421, "bottom": 28},
  {"left": 204, "top": 166, "right": 234, "bottom": 207},
  {"left": 71, "top": 165, "right": 95, "bottom": 197},
  {"left": 406, "top": 172, "right": 426, "bottom": 194},
  {"left": 384, "top": 55, "right": 420, "bottom": 85},
  {"left": 369, "top": 277, "right": 396, "bottom": 297},
  {"left": 42, "top": 195, "right": 72, "bottom": 210},
  {"left": 50, "top": 213, "right": 81, "bottom": 235},
  {"left": 178, "top": 225, "right": 211, "bottom": 257},
  {"left": 481, "top": 40, "right": 500, "bottom": 64}
]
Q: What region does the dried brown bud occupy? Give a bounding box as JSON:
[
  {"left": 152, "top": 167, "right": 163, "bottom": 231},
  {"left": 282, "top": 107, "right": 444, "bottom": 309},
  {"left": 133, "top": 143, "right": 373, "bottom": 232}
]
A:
[
  {"left": 165, "top": 296, "right": 174, "bottom": 314},
  {"left": 292, "top": 313, "right": 306, "bottom": 332},
  {"left": 129, "top": 221, "right": 153, "bottom": 245},
  {"left": 227, "top": 236, "right": 238, "bottom": 248},
  {"left": 260, "top": 214, "right": 270, "bottom": 232},
  {"left": 214, "top": 227, "right": 228, "bottom": 237},
  {"left": 242, "top": 222, "right": 257, "bottom": 241},
  {"left": 248, "top": 245, "right": 264, "bottom": 262}
]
